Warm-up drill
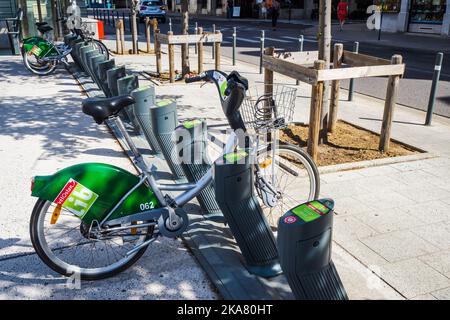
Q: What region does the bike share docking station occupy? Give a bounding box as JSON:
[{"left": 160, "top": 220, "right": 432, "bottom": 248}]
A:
[
  {"left": 214, "top": 150, "right": 281, "bottom": 277},
  {"left": 278, "top": 199, "right": 348, "bottom": 300},
  {"left": 175, "top": 119, "right": 223, "bottom": 221},
  {"left": 149, "top": 99, "right": 186, "bottom": 180}
]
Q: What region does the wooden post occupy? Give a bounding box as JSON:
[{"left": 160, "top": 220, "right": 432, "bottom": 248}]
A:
[
  {"left": 181, "top": 11, "right": 190, "bottom": 76},
  {"left": 115, "top": 19, "right": 122, "bottom": 54},
  {"left": 152, "top": 18, "right": 158, "bottom": 44},
  {"left": 197, "top": 27, "right": 204, "bottom": 74},
  {"left": 120, "top": 19, "right": 125, "bottom": 55},
  {"left": 145, "top": 17, "right": 151, "bottom": 53},
  {"left": 168, "top": 31, "right": 175, "bottom": 83},
  {"left": 307, "top": 60, "right": 326, "bottom": 162},
  {"left": 328, "top": 43, "right": 343, "bottom": 133},
  {"left": 379, "top": 54, "right": 403, "bottom": 152},
  {"left": 214, "top": 31, "right": 221, "bottom": 70},
  {"left": 264, "top": 47, "right": 275, "bottom": 142},
  {"left": 155, "top": 29, "right": 161, "bottom": 74}
]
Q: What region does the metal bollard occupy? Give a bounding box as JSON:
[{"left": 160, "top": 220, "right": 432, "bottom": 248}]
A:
[
  {"left": 107, "top": 9, "right": 110, "bottom": 25},
  {"left": 232, "top": 27, "right": 236, "bottom": 66},
  {"left": 169, "top": 18, "right": 172, "bottom": 32},
  {"left": 259, "top": 30, "right": 265, "bottom": 74},
  {"left": 425, "top": 52, "right": 444, "bottom": 126},
  {"left": 122, "top": 12, "right": 126, "bottom": 30},
  {"left": 194, "top": 22, "right": 198, "bottom": 54},
  {"left": 212, "top": 24, "right": 216, "bottom": 59},
  {"left": 296, "top": 34, "right": 304, "bottom": 85},
  {"left": 128, "top": 12, "right": 132, "bottom": 32},
  {"left": 348, "top": 41, "right": 359, "bottom": 101},
  {"left": 112, "top": 10, "right": 115, "bottom": 25}
]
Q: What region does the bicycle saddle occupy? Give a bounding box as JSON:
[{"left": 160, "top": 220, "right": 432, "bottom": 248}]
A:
[
  {"left": 35, "top": 22, "right": 48, "bottom": 27},
  {"left": 37, "top": 25, "right": 53, "bottom": 34},
  {"left": 82, "top": 95, "right": 135, "bottom": 124}
]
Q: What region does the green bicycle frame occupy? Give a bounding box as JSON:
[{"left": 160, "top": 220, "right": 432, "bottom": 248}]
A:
[
  {"left": 22, "top": 36, "right": 59, "bottom": 59},
  {"left": 31, "top": 163, "right": 160, "bottom": 225}
]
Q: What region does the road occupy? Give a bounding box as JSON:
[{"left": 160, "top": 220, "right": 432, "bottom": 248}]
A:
[{"left": 101, "top": 14, "right": 450, "bottom": 119}]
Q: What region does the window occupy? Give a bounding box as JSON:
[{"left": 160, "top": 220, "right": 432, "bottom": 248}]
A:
[
  {"left": 373, "top": 0, "right": 401, "bottom": 13},
  {"left": 409, "top": 0, "right": 447, "bottom": 24}
]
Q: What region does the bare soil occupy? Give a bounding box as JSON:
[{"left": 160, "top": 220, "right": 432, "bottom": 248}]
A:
[{"left": 279, "top": 120, "right": 420, "bottom": 167}]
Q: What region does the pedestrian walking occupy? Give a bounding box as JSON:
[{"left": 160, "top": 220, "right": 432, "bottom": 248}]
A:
[
  {"left": 266, "top": 0, "right": 280, "bottom": 31},
  {"left": 227, "top": 0, "right": 234, "bottom": 20},
  {"left": 337, "top": 0, "right": 348, "bottom": 31}
]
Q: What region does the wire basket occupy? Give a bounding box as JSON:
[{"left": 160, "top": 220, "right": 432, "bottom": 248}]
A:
[{"left": 241, "top": 85, "right": 297, "bottom": 133}]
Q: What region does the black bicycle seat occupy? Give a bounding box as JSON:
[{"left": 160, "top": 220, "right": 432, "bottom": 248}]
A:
[
  {"left": 227, "top": 71, "right": 248, "bottom": 90},
  {"left": 35, "top": 22, "right": 48, "bottom": 27},
  {"left": 37, "top": 25, "right": 53, "bottom": 34},
  {"left": 82, "top": 95, "right": 135, "bottom": 124}
]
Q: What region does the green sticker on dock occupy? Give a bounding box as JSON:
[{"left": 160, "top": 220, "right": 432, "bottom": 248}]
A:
[{"left": 291, "top": 201, "right": 330, "bottom": 222}]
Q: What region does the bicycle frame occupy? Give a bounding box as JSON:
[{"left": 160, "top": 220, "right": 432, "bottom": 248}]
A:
[{"left": 100, "top": 115, "right": 243, "bottom": 228}]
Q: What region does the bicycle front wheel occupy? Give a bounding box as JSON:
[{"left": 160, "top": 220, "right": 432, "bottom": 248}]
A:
[{"left": 256, "top": 143, "right": 320, "bottom": 226}]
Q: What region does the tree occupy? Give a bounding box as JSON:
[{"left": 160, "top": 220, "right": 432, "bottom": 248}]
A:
[
  {"left": 181, "top": 0, "right": 190, "bottom": 75},
  {"left": 318, "top": 0, "right": 331, "bottom": 143}
]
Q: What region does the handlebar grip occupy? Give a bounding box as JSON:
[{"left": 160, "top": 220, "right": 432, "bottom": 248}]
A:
[{"left": 185, "top": 75, "right": 206, "bottom": 83}]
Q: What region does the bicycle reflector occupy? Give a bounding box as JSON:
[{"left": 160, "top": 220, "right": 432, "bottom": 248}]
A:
[{"left": 277, "top": 199, "right": 348, "bottom": 300}]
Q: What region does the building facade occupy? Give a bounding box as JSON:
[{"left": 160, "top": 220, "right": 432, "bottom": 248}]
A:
[{"left": 172, "top": 0, "right": 449, "bottom": 36}]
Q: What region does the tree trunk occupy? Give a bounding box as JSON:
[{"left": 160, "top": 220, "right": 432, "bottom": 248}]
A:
[
  {"left": 131, "top": 0, "right": 138, "bottom": 54},
  {"left": 318, "top": 0, "right": 331, "bottom": 143},
  {"left": 181, "top": 0, "right": 190, "bottom": 76}
]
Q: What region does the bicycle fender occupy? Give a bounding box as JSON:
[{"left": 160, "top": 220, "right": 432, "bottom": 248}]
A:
[{"left": 31, "top": 163, "right": 160, "bottom": 225}]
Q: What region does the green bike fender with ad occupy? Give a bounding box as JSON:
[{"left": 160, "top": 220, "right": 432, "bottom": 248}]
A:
[
  {"left": 22, "top": 36, "right": 59, "bottom": 58},
  {"left": 31, "top": 163, "right": 160, "bottom": 225}
]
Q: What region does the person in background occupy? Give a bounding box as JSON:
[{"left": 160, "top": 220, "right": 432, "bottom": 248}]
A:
[
  {"left": 337, "top": 0, "right": 348, "bottom": 31},
  {"left": 227, "top": 0, "right": 234, "bottom": 20},
  {"left": 268, "top": 0, "right": 280, "bottom": 31}
]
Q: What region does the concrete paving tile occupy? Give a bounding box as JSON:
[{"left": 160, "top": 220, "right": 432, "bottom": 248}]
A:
[
  {"left": 402, "top": 201, "right": 450, "bottom": 224},
  {"left": 320, "top": 180, "right": 372, "bottom": 198},
  {"left": 430, "top": 287, "right": 450, "bottom": 300},
  {"left": 360, "top": 230, "right": 439, "bottom": 262},
  {"left": 412, "top": 223, "right": 450, "bottom": 250},
  {"left": 388, "top": 160, "right": 435, "bottom": 172},
  {"left": 355, "top": 175, "right": 409, "bottom": 193},
  {"left": 419, "top": 250, "right": 450, "bottom": 278},
  {"left": 377, "top": 259, "right": 450, "bottom": 299},
  {"left": 332, "top": 244, "right": 403, "bottom": 300},
  {"left": 355, "top": 208, "right": 425, "bottom": 233},
  {"left": 355, "top": 190, "right": 416, "bottom": 211},
  {"left": 334, "top": 216, "right": 379, "bottom": 243},
  {"left": 396, "top": 186, "right": 450, "bottom": 203},
  {"left": 320, "top": 170, "right": 366, "bottom": 184},
  {"left": 355, "top": 165, "right": 401, "bottom": 177},
  {"left": 389, "top": 170, "right": 442, "bottom": 188},
  {"left": 334, "top": 240, "right": 389, "bottom": 268},
  {"left": 332, "top": 196, "right": 373, "bottom": 216}
]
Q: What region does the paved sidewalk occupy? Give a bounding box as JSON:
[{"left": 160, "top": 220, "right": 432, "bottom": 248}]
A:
[
  {"left": 0, "top": 56, "right": 218, "bottom": 300},
  {"left": 106, "top": 38, "right": 450, "bottom": 299}
]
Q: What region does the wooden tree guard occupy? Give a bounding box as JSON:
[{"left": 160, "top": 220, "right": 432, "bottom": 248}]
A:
[
  {"left": 145, "top": 17, "right": 152, "bottom": 53},
  {"left": 198, "top": 27, "right": 204, "bottom": 74},
  {"left": 307, "top": 60, "right": 326, "bottom": 161},
  {"left": 115, "top": 18, "right": 124, "bottom": 55},
  {"left": 155, "top": 29, "right": 161, "bottom": 75},
  {"left": 214, "top": 30, "right": 221, "bottom": 71},
  {"left": 168, "top": 31, "right": 175, "bottom": 83},
  {"left": 155, "top": 30, "right": 222, "bottom": 82},
  {"left": 262, "top": 46, "right": 405, "bottom": 161},
  {"left": 379, "top": 55, "right": 403, "bottom": 152},
  {"left": 328, "top": 43, "right": 343, "bottom": 132}
]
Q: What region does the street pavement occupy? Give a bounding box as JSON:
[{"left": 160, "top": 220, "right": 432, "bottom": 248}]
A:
[
  {"left": 0, "top": 56, "right": 218, "bottom": 300},
  {"left": 99, "top": 13, "right": 450, "bottom": 118}
]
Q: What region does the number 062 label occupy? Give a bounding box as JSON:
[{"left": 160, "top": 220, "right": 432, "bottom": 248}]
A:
[{"left": 54, "top": 179, "right": 99, "bottom": 219}]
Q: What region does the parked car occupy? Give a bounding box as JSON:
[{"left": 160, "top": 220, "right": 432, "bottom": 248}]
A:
[{"left": 137, "top": 0, "right": 167, "bottom": 23}]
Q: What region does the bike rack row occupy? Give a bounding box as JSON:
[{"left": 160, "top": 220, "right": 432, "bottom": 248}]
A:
[{"left": 65, "top": 33, "right": 348, "bottom": 300}]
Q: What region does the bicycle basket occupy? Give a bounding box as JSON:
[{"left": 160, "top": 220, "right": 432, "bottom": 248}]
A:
[{"left": 241, "top": 85, "right": 297, "bottom": 133}]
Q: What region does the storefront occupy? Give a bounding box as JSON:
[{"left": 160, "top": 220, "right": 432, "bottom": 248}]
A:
[{"left": 408, "top": 0, "right": 448, "bottom": 33}]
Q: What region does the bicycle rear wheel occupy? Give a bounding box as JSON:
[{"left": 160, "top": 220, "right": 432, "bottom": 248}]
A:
[
  {"left": 256, "top": 143, "right": 320, "bottom": 226},
  {"left": 91, "top": 39, "right": 110, "bottom": 60},
  {"left": 30, "top": 199, "right": 154, "bottom": 280}
]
